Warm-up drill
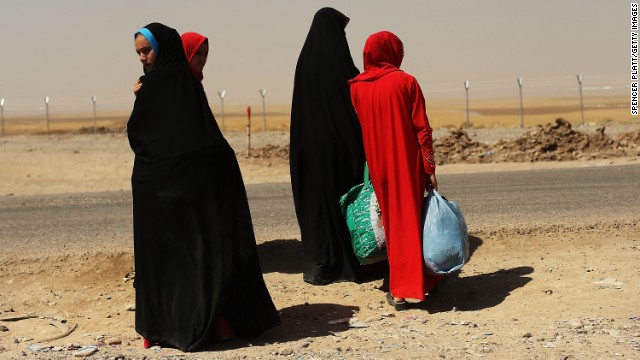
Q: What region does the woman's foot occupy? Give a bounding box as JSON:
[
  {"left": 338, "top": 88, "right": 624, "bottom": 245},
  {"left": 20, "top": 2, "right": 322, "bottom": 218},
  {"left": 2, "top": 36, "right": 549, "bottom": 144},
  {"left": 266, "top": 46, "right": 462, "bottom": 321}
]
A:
[
  {"left": 143, "top": 338, "right": 152, "bottom": 349},
  {"left": 386, "top": 292, "right": 409, "bottom": 311}
]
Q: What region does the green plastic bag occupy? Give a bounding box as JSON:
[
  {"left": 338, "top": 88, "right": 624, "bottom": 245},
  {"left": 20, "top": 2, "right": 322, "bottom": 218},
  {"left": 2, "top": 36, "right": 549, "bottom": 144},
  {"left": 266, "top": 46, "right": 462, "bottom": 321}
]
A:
[{"left": 339, "top": 163, "right": 387, "bottom": 265}]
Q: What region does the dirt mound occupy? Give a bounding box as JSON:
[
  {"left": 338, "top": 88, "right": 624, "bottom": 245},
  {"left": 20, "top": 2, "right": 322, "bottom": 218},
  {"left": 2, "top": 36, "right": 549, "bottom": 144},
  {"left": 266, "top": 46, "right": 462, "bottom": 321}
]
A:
[
  {"left": 490, "top": 118, "right": 609, "bottom": 162},
  {"left": 75, "top": 126, "right": 123, "bottom": 134},
  {"left": 433, "top": 129, "right": 493, "bottom": 164},
  {"left": 437, "top": 118, "right": 640, "bottom": 164},
  {"left": 240, "top": 119, "right": 639, "bottom": 164},
  {"left": 614, "top": 129, "right": 640, "bottom": 150}
]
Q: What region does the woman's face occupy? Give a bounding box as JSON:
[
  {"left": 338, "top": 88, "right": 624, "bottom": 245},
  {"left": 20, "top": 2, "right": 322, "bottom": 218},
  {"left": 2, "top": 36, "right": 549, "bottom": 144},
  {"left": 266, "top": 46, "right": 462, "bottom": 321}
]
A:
[
  {"left": 190, "top": 41, "right": 209, "bottom": 74},
  {"left": 135, "top": 34, "right": 156, "bottom": 72}
]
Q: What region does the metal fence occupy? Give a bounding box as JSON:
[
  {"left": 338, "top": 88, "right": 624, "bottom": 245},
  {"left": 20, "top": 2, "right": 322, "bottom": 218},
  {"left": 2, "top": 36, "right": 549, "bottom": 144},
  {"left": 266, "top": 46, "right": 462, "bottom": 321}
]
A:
[{"left": 0, "top": 74, "right": 631, "bottom": 136}]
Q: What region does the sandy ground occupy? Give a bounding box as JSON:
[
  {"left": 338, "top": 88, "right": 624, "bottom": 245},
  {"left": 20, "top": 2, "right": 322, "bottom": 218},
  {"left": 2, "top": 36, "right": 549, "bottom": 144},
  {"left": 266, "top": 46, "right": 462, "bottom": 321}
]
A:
[
  {"left": 2, "top": 122, "right": 638, "bottom": 197},
  {"left": 0, "top": 126, "right": 639, "bottom": 359}
]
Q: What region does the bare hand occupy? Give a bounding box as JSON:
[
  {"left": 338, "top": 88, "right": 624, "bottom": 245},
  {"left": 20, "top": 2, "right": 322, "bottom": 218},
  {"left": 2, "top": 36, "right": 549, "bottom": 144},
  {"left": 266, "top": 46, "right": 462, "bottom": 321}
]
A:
[
  {"left": 428, "top": 173, "right": 438, "bottom": 192},
  {"left": 133, "top": 79, "right": 143, "bottom": 96}
]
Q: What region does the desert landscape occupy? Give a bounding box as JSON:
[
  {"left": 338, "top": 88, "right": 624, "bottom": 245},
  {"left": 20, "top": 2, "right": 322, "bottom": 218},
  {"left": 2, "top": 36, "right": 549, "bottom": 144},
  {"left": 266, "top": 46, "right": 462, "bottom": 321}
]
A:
[{"left": 1, "top": 97, "right": 639, "bottom": 359}]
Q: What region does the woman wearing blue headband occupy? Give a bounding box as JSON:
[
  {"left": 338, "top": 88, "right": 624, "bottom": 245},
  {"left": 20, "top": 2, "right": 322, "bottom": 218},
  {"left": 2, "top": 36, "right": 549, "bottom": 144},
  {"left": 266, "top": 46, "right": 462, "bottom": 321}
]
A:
[{"left": 128, "top": 22, "right": 280, "bottom": 352}]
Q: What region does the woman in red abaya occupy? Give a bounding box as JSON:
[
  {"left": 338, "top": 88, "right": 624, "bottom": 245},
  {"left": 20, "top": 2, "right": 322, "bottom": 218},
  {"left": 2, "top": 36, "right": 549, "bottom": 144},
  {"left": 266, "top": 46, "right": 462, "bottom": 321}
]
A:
[{"left": 349, "top": 31, "right": 444, "bottom": 310}]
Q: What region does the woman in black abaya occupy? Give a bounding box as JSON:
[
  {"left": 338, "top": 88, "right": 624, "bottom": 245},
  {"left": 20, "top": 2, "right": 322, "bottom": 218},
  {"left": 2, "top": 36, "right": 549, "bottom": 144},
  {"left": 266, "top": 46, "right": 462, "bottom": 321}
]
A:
[
  {"left": 290, "top": 8, "right": 370, "bottom": 285},
  {"left": 128, "top": 22, "right": 279, "bottom": 352}
]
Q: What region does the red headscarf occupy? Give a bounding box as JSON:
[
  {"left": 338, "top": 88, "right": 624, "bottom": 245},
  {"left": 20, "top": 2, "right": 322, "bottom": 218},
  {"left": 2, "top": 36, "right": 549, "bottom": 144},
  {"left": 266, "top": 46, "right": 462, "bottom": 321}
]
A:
[
  {"left": 349, "top": 31, "right": 404, "bottom": 84},
  {"left": 181, "top": 32, "right": 208, "bottom": 81}
]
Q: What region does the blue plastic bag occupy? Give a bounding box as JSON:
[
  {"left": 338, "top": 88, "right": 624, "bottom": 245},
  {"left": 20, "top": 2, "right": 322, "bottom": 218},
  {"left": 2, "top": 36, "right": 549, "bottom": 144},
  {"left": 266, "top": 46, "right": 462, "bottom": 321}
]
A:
[{"left": 422, "top": 190, "right": 469, "bottom": 274}]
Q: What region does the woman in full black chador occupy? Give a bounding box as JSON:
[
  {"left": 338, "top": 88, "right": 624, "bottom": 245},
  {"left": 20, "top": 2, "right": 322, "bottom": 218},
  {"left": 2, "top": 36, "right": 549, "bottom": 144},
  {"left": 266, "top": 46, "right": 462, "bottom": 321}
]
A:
[
  {"left": 128, "top": 22, "right": 279, "bottom": 352},
  {"left": 290, "top": 8, "right": 368, "bottom": 285}
]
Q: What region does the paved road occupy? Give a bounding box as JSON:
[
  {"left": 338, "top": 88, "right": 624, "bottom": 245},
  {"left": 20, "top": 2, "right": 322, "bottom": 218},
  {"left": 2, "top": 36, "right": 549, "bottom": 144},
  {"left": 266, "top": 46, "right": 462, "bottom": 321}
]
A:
[{"left": 1, "top": 164, "right": 639, "bottom": 258}]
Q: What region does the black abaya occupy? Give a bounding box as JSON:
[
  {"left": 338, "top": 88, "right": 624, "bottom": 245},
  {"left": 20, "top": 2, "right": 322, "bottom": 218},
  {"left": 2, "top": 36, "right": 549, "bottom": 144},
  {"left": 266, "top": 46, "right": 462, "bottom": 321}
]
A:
[
  {"left": 128, "top": 23, "right": 280, "bottom": 352},
  {"left": 290, "top": 8, "right": 368, "bottom": 285}
]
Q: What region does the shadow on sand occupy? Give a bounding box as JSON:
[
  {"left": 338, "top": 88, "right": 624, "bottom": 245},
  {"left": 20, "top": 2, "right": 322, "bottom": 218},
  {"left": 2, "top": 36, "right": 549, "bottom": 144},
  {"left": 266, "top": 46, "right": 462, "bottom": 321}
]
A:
[
  {"left": 416, "top": 265, "right": 534, "bottom": 313},
  {"left": 256, "top": 235, "right": 531, "bottom": 319},
  {"left": 258, "top": 238, "right": 303, "bottom": 274},
  {"left": 416, "top": 234, "right": 534, "bottom": 312},
  {"left": 258, "top": 238, "right": 388, "bottom": 283},
  {"left": 206, "top": 303, "right": 359, "bottom": 351},
  {"left": 374, "top": 235, "right": 533, "bottom": 313}
]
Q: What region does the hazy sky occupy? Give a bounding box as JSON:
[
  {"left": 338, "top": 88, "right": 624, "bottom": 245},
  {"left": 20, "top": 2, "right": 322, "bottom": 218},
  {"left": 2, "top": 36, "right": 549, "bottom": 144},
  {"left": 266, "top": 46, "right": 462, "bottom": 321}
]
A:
[{"left": 0, "top": 0, "right": 630, "bottom": 115}]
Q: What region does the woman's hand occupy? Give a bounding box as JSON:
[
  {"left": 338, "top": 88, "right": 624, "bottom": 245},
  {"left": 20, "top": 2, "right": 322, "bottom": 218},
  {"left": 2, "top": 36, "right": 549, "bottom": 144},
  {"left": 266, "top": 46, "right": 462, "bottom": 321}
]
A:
[
  {"left": 133, "top": 79, "right": 143, "bottom": 96},
  {"left": 427, "top": 173, "right": 438, "bottom": 192}
]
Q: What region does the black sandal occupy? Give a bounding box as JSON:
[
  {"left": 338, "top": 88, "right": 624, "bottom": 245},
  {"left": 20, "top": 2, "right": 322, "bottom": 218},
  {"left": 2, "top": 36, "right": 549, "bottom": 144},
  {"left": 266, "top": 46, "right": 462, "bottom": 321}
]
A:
[{"left": 386, "top": 292, "right": 409, "bottom": 311}]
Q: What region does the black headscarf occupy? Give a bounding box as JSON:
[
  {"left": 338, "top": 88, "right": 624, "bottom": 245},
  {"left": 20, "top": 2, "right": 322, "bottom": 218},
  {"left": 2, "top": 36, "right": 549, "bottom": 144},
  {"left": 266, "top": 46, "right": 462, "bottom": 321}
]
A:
[
  {"left": 127, "top": 22, "right": 279, "bottom": 352},
  {"left": 290, "top": 8, "right": 371, "bottom": 285},
  {"left": 128, "top": 22, "right": 222, "bottom": 160},
  {"left": 290, "top": 8, "right": 362, "bottom": 141}
]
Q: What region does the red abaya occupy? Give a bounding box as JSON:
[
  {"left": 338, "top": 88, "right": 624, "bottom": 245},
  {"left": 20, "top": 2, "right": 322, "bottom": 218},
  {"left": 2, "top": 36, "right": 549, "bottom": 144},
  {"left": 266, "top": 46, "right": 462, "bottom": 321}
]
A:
[{"left": 349, "top": 31, "right": 442, "bottom": 301}]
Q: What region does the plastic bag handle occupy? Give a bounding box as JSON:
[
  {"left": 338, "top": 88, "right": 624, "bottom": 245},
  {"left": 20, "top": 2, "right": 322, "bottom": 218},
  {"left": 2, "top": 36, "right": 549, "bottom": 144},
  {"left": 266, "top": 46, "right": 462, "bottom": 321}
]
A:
[
  {"left": 364, "top": 162, "right": 370, "bottom": 183},
  {"left": 429, "top": 189, "right": 449, "bottom": 202}
]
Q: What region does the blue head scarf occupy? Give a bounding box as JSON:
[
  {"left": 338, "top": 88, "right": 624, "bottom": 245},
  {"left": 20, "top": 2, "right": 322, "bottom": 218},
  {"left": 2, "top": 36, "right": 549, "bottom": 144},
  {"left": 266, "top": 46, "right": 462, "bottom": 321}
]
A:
[{"left": 135, "top": 27, "right": 159, "bottom": 54}]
